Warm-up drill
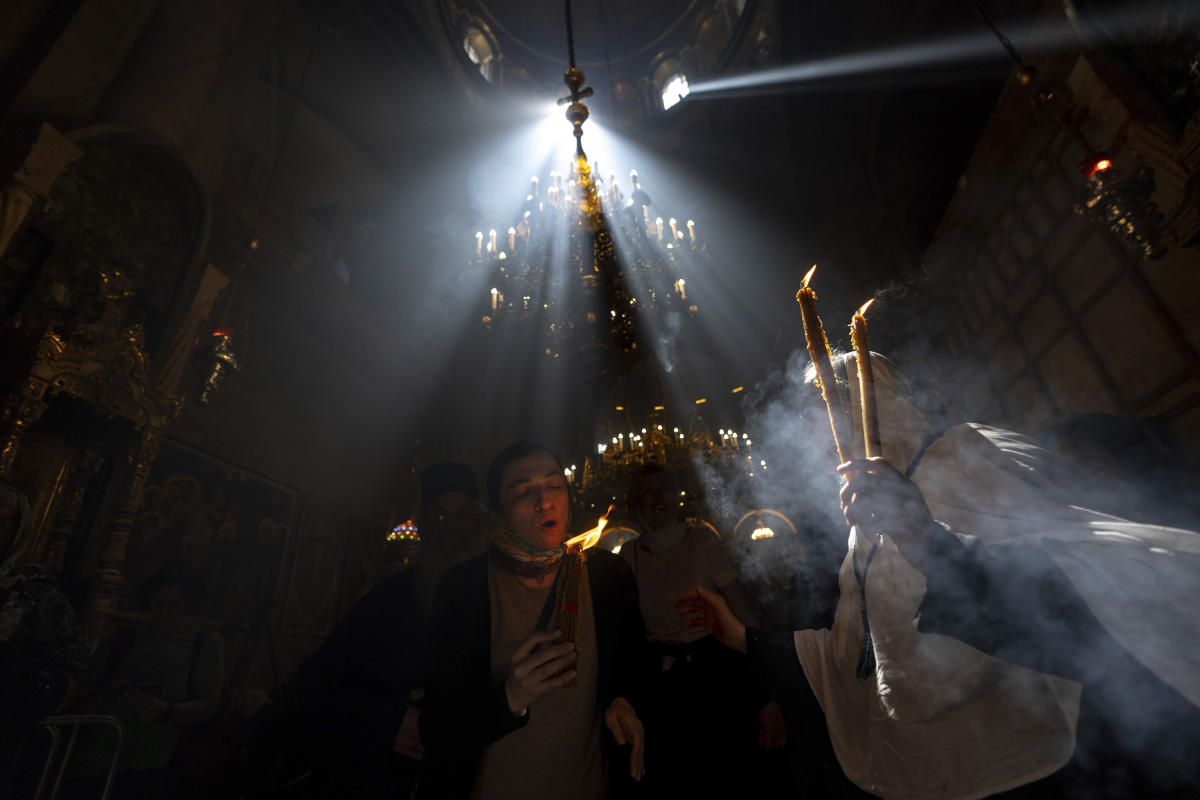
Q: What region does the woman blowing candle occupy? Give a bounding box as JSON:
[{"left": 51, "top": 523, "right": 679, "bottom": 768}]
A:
[{"left": 419, "top": 442, "right": 648, "bottom": 799}]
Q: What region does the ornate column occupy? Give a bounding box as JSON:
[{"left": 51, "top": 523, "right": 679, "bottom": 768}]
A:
[
  {"left": 40, "top": 445, "right": 105, "bottom": 575},
  {"left": 0, "top": 123, "right": 82, "bottom": 258},
  {"left": 83, "top": 425, "right": 162, "bottom": 645},
  {"left": 0, "top": 374, "right": 49, "bottom": 479}
]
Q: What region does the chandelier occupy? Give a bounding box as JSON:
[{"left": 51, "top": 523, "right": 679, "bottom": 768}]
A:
[
  {"left": 472, "top": 166, "right": 705, "bottom": 363},
  {"left": 579, "top": 405, "right": 763, "bottom": 485},
  {"left": 468, "top": 3, "right": 710, "bottom": 386}
]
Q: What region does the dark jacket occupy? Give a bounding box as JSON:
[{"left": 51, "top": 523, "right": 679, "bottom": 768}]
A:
[
  {"left": 295, "top": 570, "right": 428, "bottom": 763},
  {"left": 418, "top": 549, "right": 649, "bottom": 798}
]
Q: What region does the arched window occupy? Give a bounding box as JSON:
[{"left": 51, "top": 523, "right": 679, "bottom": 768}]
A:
[{"left": 660, "top": 73, "right": 690, "bottom": 109}]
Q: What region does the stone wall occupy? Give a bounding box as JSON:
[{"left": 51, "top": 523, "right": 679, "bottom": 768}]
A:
[{"left": 923, "top": 48, "right": 1200, "bottom": 460}]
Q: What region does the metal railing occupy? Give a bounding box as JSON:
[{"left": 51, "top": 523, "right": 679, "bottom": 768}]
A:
[{"left": 32, "top": 715, "right": 124, "bottom": 800}]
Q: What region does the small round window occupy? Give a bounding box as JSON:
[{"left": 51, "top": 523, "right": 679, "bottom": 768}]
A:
[
  {"left": 660, "top": 73, "right": 690, "bottom": 110},
  {"left": 462, "top": 26, "right": 499, "bottom": 83}
]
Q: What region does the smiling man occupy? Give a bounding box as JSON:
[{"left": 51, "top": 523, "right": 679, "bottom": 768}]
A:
[{"left": 419, "top": 441, "right": 650, "bottom": 799}]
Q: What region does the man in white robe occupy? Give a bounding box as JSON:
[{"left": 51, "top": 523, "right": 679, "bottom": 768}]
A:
[{"left": 679, "top": 352, "right": 1200, "bottom": 798}]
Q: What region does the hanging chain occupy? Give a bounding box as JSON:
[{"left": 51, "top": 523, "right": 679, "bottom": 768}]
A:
[{"left": 564, "top": 0, "right": 576, "bottom": 69}]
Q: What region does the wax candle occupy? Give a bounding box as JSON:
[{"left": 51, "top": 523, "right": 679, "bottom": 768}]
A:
[
  {"left": 851, "top": 299, "right": 882, "bottom": 458},
  {"left": 795, "top": 265, "right": 854, "bottom": 464}
]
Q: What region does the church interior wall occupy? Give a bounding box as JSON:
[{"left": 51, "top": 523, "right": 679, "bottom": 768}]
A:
[{"left": 922, "top": 45, "right": 1200, "bottom": 464}]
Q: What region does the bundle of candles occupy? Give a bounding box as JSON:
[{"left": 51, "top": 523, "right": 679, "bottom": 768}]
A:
[
  {"left": 795, "top": 265, "right": 881, "bottom": 463},
  {"left": 554, "top": 505, "right": 614, "bottom": 688}
]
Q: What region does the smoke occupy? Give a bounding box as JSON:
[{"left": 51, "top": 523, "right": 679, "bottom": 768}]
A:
[
  {"left": 654, "top": 311, "right": 683, "bottom": 375},
  {"left": 724, "top": 338, "right": 1200, "bottom": 794},
  {"left": 683, "top": 346, "right": 851, "bottom": 629}
]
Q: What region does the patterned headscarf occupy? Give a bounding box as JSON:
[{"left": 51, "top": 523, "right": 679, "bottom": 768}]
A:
[{"left": 489, "top": 514, "right": 566, "bottom": 580}]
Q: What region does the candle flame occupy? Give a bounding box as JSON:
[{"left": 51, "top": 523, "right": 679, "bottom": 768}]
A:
[
  {"left": 565, "top": 504, "right": 615, "bottom": 551},
  {"left": 856, "top": 298, "right": 875, "bottom": 316},
  {"left": 802, "top": 264, "right": 817, "bottom": 288}
]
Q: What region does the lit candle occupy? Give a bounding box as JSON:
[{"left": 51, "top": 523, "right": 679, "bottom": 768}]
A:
[
  {"left": 618, "top": 433, "right": 624, "bottom": 452},
  {"left": 851, "top": 299, "right": 882, "bottom": 458},
  {"left": 488, "top": 228, "right": 497, "bottom": 253},
  {"left": 687, "top": 219, "right": 696, "bottom": 244},
  {"left": 475, "top": 231, "right": 483, "bottom": 257},
  {"left": 795, "top": 265, "right": 854, "bottom": 464},
  {"left": 678, "top": 278, "right": 686, "bottom": 301},
  {"left": 655, "top": 217, "right": 664, "bottom": 241},
  {"left": 669, "top": 218, "right": 679, "bottom": 240},
  {"left": 508, "top": 226, "right": 516, "bottom": 252},
  {"left": 491, "top": 287, "right": 498, "bottom": 310}
]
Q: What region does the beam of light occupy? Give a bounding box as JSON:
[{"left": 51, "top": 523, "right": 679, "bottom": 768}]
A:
[{"left": 688, "top": 6, "right": 1200, "bottom": 98}]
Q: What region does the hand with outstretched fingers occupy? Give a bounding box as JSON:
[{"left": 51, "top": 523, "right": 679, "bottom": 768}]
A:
[
  {"left": 504, "top": 629, "right": 578, "bottom": 714},
  {"left": 675, "top": 586, "right": 747, "bottom": 654},
  {"left": 604, "top": 696, "right": 645, "bottom": 781}
]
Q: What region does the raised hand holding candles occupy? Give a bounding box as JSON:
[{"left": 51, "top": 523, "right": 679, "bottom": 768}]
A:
[
  {"left": 795, "top": 265, "right": 854, "bottom": 464},
  {"left": 851, "top": 299, "right": 882, "bottom": 458}
]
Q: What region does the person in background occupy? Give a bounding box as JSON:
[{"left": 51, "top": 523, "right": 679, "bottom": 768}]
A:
[
  {"left": 71, "top": 563, "right": 224, "bottom": 799},
  {"left": 618, "top": 462, "right": 786, "bottom": 796},
  {"left": 419, "top": 441, "right": 648, "bottom": 799},
  {"left": 0, "top": 485, "right": 89, "bottom": 777},
  {"left": 731, "top": 511, "right": 860, "bottom": 799},
  {"left": 285, "top": 462, "right": 491, "bottom": 798}
]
